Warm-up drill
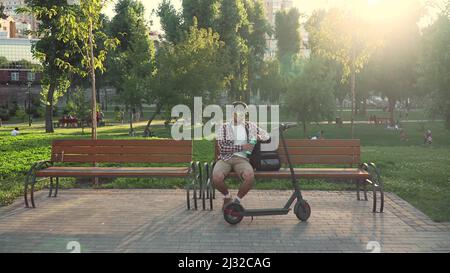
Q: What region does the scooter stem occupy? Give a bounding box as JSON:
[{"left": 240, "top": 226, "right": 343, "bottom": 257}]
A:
[{"left": 279, "top": 125, "right": 302, "bottom": 197}]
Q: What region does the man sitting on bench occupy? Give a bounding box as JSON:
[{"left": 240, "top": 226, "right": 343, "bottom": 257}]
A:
[{"left": 212, "top": 102, "right": 270, "bottom": 210}]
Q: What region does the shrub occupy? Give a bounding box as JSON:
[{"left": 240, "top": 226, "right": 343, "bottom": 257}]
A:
[
  {"left": 15, "top": 108, "right": 27, "bottom": 122},
  {"left": 8, "top": 100, "right": 18, "bottom": 116},
  {"left": 0, "top": 107, "right": 10, "bottom": 121}
]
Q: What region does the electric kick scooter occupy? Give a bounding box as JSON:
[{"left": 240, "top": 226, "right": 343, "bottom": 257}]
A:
[{"left": 223, "top": 123, "right": 311, "bottom": 225}]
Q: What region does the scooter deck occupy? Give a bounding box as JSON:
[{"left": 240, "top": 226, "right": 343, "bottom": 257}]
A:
[{"left": 242, "top": 208, "right": 291, "bottom": 217}]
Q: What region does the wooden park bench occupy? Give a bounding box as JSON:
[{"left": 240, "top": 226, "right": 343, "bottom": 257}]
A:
[
  {"left": 190, "top": 139, "right": 384, "bottom": 213},
  {"left": 24, "top": 139, "right": 196, "bottom": 208}
]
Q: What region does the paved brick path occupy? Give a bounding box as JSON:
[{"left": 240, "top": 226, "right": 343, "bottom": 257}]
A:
[{"left": 0, "top": 189, "right": 449, "bottom": 253}]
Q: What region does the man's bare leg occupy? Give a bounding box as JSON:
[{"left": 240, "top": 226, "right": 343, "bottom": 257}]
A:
[
  {"left": 212, "top": 172, "right": 229, "bottom": 196},
  {"left": 212, "top": 160, "right": 233, "bottom": 209},
  {"left": 237, "top": 170, "right": 255, "bottom": 199}
]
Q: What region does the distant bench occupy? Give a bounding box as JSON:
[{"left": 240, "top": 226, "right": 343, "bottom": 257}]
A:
[
  {"left": 199, "top": 139, "right": 385, "bottom": 212},
  {"left": 54, "top": 117, "right": 79, "bottom": 128},
  {"left": 24, "top": 139, "right": 195, "bottom": 208}
]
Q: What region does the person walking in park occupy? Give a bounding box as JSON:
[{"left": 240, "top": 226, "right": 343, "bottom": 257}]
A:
[
  {"left": 424, "top": 130, "right": 433, "bottom": 145},
  {"left": 11, "top": 127, "right": 19, "bottom": 136},
  {"left": 212, "top": 102, "right": 270, "bottom": 210},
  {"left": 311, "top": 130, "right": 324, "bottom": 140},
  {"left": 400, "top": 129, "right": 408, "bottom": 142}
]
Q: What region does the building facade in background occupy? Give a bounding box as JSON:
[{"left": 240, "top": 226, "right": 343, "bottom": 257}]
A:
[
  {"left": 0, "top": 0, "right": 37, "bottom": 38},
  {"left": 0, "top": 37, "right": 41, "bottom": 107},
  {"left": 0, "top": 16, "right": 15, "bottom": 38},
  {"left": 264, "top": 0, "right": 293, "bottom": 59},
  {"left": 263, "top": 0, "right": 310, "bottom": 59}
]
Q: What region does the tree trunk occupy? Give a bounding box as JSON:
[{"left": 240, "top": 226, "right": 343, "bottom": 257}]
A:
[
  {"left": 362, "top": 98, "right": 367, "bottom": 115},
  {"left": 45, "top": 82, "right": 56, "bottom": 133},
  {"left": 129, "top": 108, "right": 134, "bottom": 133},
  {"left": 89, "top": 19, "right": 97, "bottom": 140},
  {"left": 388, "top": 96, "right": 396, "bottom": 126},
  {"left": 302, "top": 120, "right": 307, "bottom": 138},
  {"left": 144, "top": 103, "right": 162, "bottom": 133},
  {"left": 350, "top": 48, "right": 356, "bottom": 139}
]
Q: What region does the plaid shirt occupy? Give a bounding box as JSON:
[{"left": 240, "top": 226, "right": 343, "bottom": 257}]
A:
[{"left": 217, "top": 121, "right": 270, "bottom": 161}]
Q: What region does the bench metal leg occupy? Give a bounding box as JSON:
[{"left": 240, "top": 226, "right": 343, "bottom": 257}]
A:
[
  {"left": 211, "top": 161, "right": 216, "bottom": 200},
  {"left": 205, "top": 162, "right": 210, "bottom": 200},
  {"left": 379, "top": 187, "right": 384, "bottom": 213},
  {"left": 372, "top": 179, "right": 377, "bottom": 213},
  {"left": 24, "top": 160, "right": 52, "bottom": 208},
  {"left": 369, "top": 163, "right": 384, "bottom": 213},
  {"left": 185, "top": 161, "right": 215, "bottom": 211},
  {"left": 363, "top": 179, "right": 368, "bottom": 201},
  {"left": 186, "top": 161, "right": 195, "bottom": 210},
  {"left": 53, "top": 177, "right": 59, "bottom": 197},
  {"left": 209, "top": 161, "right": 214, "bottom": 210},
  {"left": 204, "top": 162, "right": 213, "bottom": 210},
  {"left": 362, "top": 163, "right": 384, "bottom": 213},
  {"left": 48, "top": 177, "right": 53, "bottom": 197},
  {"left": 186, "top": 184, "right": 191, "bottom": 210},
  {"left": 193, "top": 180, "right": 198, "bottom": 210},
  {"left": 30, "top": 174, "right": 37, "bottom": 208},
  {"left": 202, "top": 163, "right": 207, "bottom": 210},
  {"left": 356, "top": 179, "right": 361, "bottom": 201},
  {"left": 24, "top": 162, "right": 38, "bottom": 208}
]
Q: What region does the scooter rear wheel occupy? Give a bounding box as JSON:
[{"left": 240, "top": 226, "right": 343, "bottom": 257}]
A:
[
  {"left": 294, "top": 200, "right": 311, "bottom": 222},
  {"left": 223, "top": 203, "right": 244, "bottom": 225}
]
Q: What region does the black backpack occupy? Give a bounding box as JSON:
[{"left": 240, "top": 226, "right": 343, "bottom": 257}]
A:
[
  {"left": 249, "top": 139, "right": 281, "bottom": 172},
  {"left": 223, "top": 123, "right": 281, "bottom": 171}
]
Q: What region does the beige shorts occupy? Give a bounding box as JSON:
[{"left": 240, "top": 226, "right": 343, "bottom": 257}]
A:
[{"left": 213, "top": 156, "right": 254, "bottom": 179}]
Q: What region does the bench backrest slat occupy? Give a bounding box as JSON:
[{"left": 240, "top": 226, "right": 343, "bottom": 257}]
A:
[
  {"left": 214, "top": 139, "right": 361, "bottom": 166},
  {"left": 51, "top": 140, "right": 192, "bottom": 163},
  {"left": 278, "top": 139, "right": 360, "bottom": 165}
]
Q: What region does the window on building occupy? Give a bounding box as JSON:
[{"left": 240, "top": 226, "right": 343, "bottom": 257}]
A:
[
  {"left": 27, "top": 72, "right": 35, "bottom": 81},
  {"left": 11, "top": 72, "right": 19, "bottom": 81}
]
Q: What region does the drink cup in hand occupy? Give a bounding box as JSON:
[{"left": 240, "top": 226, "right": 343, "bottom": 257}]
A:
[{"left": 245, "top": 139, "right": 257, "bottom": 155}]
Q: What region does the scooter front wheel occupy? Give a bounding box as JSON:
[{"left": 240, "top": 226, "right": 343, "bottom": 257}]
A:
[
  {"left": 223, "top": 203, "right": 244, "bottom": 225},
  {"left": 294, "top": 200, "right": 311, "bottom": 222}
]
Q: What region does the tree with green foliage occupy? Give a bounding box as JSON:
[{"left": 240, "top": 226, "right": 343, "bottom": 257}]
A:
[
  {"left": 305, "top": 6, "right": 380, "bottom": 137},
  {"left": 17, "top": 0, "right": 73, "bottom": 133},
  {"left": 216, "top": 0, "right": 249, "bottom": 101},
  {"left": 0, "top": 3, "right": 6, "bottom": 18},
  {"left": 157, "top": 0, "right": 269, "bottom": 103},
  {"left": 418, "top": 1, "right": 450, "bottom": 129},
  {"left": 154, "top": 18, "right": 226, "bottom": 116},
  {"left": 182, "top": 0, "right": 219, "bottom": 29},
  {"left": 242, "top": 0, "right": 271, "bottom": 102},
  {"left": 0, "top": 56, "right": 7, "bottom": 66},
  {"left": 108, "top": 0, "right": 155, "bottom": 135},
  {"left": 157, "top": 0, "right": 184, "bottom": 45},
  {"left": 286, "top": 57, "right": 336, "bottom": 136},
  {"left": 18, "top": 0, "right": 117, "bottom": 134},
  {"left": 257, "top": 59, "right": 285, "bottom": 103},
  {"left": 275, "top": 7, "right": 301, "bottom": 71},
  {"left": 306, "top": 10, "right": 349, "bottom": 116},
  {"left": 369, "top": 1, "right": 423, "bottom": 125},
  {"left": 57, "top": 0, "right": 119, "bottom": 138},
  {"left": 304, "top": 9, "right": 326, "bottom": 57}
]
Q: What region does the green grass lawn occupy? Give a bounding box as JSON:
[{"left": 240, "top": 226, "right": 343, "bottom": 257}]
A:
[
  {"left": 0, "top": 120, "right": 449, "bottom": 222},
  {"left": 279, "top": 107, "right": 430, "bottom": 122}
]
